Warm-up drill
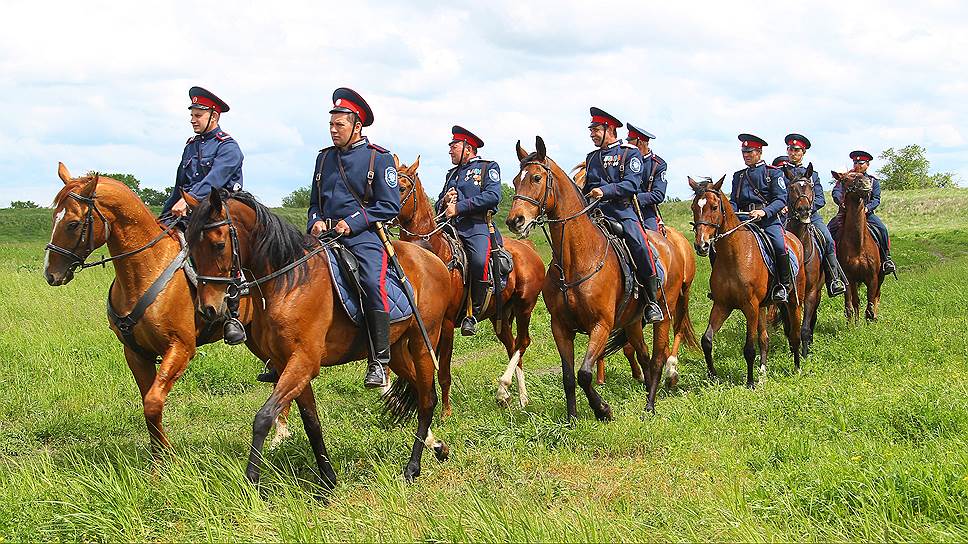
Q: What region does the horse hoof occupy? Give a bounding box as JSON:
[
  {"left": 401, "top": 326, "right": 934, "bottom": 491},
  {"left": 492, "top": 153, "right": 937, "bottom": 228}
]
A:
[
  {"left": 666, "top": 370, "right": 679, "bottom": 389},
  {"left": 403, "top": 465, "right": 421, "bottom": 483},
  {"left": 441, "top": 406, "right": 453, "bottom": 419},
  {"left": 597, "top": 403, "right": 613, "bottom": 422},
  {"left": 432, "top": 441, "right": 450, "bottom": 463},
  {"left": 596, "top": 378, "right": 605, "bottom": 386},
  {"left": 746, "top": 381, "right": 755, "bottom": 390}
]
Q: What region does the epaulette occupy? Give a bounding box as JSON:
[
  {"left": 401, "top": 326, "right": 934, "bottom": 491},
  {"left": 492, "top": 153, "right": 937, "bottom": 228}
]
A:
[
  {"left": 652, "top": 154, "right": 666, "bottom": 165},
  {"left": 214, "top": 131, "right": 232, "bottom": 142},
  {"left": 186, "top": 136, "right": 198, "bottom": 144},
  {"left": 367, "top": 142, "right": 390, "bottom": 154},
  {"left": 621, "top": 142, "right": 637, "bottom": 149},
  {"left": 318, "top": 145, "right": 335, "bottom": 154},
  {"left": 765, "top": 164, "right": 780, "bottom": 169}
]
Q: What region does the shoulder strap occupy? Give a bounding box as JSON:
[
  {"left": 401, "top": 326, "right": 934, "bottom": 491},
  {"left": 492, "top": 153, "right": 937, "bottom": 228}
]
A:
[
  {"left": 315, "top": 149, "right": 330, "bottom": 215},
  {"left": 364, "top": 149, "right": 377, "bottom": 204}
]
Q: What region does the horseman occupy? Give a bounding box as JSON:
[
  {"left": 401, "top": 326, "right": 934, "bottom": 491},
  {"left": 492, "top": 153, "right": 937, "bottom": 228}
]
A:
[
  {"left": 772, "top": 155, "right": 790, "bottom": 167},
  {"left": 730, "top": 134, "right": 792, "bottom": 302},
  {"left": 784, "top": 134, "right": 848, "bottom": 296},
  {"left": 583, "top": 108, "right": 663, "bottom": 323},
  {"left": 303, "top": 87, "right": 401, "bottom": 388},
  {"left": 828, "top": 150, "right": 896, "bottom": 274},
  {"left": 626, "top": 124, "right": 667, "bottom": 233},
  {"left": 436, "top": 126, "right": 504, "bottom": 336},
  {"left": 163, "top": 86, "right": 246, "bottom": 345}
]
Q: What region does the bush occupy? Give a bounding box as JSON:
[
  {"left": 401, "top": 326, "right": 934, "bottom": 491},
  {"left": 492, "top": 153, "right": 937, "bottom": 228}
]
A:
[
  {"left": 878, "top": 145, "right": 959, "bottom": 190},
  {"left": 9, "top": 200, "right": 39, "bottom": 209},
  {"left": 282, "top": 186, "right": 311, "bottom": 208}
]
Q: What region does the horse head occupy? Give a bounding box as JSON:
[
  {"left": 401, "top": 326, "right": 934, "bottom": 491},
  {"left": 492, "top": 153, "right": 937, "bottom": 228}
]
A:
[
  {"left": 393, "top": 154, "right": 423, "bottom": 226},
  {"left": 832, "top": 170, "right": 872, "bottom": 201},
  {"left": 687, "top": 174, "right": 727, "bottom": 256},
  {"left": 507, "top": 135, "right": 560, "bottom": 236},
  {"left": 45, "top": 163, "right": 110, "bottom": 286},
  {"left": 783, "top": 162, "right": 815, "bottom": 224}
]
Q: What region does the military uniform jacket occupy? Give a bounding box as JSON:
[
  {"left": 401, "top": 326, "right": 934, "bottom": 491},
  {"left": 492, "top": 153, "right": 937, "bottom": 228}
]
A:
[
  {"left": 832, "top": 173, "right": 880, "bottom": 214},
  {"left": 637, "top": 152, "right": 668, "bottom": 220},
  {"left": 730, "top": 161, "right": 787, "bottom": 220},
  {"left": 436, "top": 157, "right": 502, "bottom": 237},
  {"left": 788, "top": 163, "right": 825, "bottom": 215},
  {"left": 306, "top": 137, "right": 400, "bottom": 234},
  {"left": 164, "top": 126, "right": 243, "bottom": 212},
  {"left": 584, "top": 140, "right": 646, "bottom": 222}
]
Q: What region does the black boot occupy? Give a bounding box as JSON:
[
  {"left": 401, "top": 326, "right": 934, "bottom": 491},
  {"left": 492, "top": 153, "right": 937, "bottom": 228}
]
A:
[
  {"left": 223, "top": 292, "right": 246, "bottom": 346},
  {"left": 461, "top": 280, "right": 490, "bottom": 336},
  {"left": 643, "top": 276, "right": 664, "bottom": 323},
  {"left": 256, "top": 363, "right": 279, "bottom": 383},
  {"left": 364, "top": 310, "right": 391, "bottom": 389},
  {"left": 824, "top": 251, "right": 847, "bottom": 297},
  {"left": 882, "top": 252, "right": 896, "bottom": 275},
  {"left": 772, "top": 253, "right": 792, "bottom": 303}
]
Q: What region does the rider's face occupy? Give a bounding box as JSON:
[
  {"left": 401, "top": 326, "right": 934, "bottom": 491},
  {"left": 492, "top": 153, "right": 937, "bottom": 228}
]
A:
[
  {"left": 742, "top": 147, "right": 762, "bottom": 166},
  {"left": 852, "top": 160, "right": 870, "bottom": 174},
  {"left": 330, "top": 113, "right": 360, "bottom": 147},
  {"left": 787, "top": 146, "right": 805, "bottom": 164},
  {"left": 190, "top": 109, "right": 218, "bottom": 134},
  {"left": 589, "top": 125, "right": 605, "bottom": 147}
]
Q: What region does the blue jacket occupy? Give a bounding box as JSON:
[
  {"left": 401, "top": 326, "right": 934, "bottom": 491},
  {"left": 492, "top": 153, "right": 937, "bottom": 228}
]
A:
[
  {"left": 584, "top": 140, "right": 645, "bottom": 222},
  {"left": 306, "top": 137, "right": 400, "bottom": 234},
  {"left": 730, "top": 161, "right": 787, "bottom": 220},
  {"left": 787, "top": 162, "right": 825, "bottom": 216},
  {"left": 832, "top": 172, "right": 881, "bottom": 214},
  {"left": 163, "top": 126, "right": 243, "bottom": 213},
  {"left": 636, "top": 152, "right": 668, "bottom": 224},
  {"left": 436, "top": 157, "right": 502, "bottom": 237}
]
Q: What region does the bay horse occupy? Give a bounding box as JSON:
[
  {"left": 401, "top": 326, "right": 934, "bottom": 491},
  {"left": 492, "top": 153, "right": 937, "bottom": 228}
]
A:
[
  {"left": 782, "top": 163, "right": 823, "bottom": 357},
  {"left": 506, "top": 136, "right": 685, "bottom": 417},
  {"left": 831, "top": 170, "right": 884, "bottom": 322},
  {"left": 43, "top": 163, "right": 269, "bottom": 458},
  {"left": 688, "top": 176, "right": 805, "bottom": 387},
  {"left": 392, "top": 156, "right": 546, "bottom": 413},
  {"left": 572, "top": 163, "right": 699, "bottom": 387},
  {"left": 184, "top": 189, "right": 451, "bottom": 486}
]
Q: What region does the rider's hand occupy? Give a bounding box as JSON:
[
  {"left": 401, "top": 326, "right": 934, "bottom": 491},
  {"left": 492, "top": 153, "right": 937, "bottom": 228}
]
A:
[
  {"left": 588, "top": 187, "right": 604, "bottom": 200},
  {"left": 445, "top": 202, "right": 458, "bottom": 218},
  {"left": 750, "top": 209, "right": 766, "bottom": 220},
  {"left": 445, "top": 188, "right": 458, "bottom": 204},
  {"left": 334, "top": 219, "right": 351, "bottom": 236},
  {"left": 310, "top": 220, "right": 327, "bottom": 237},
  {"left": 171, "top": 198, "right": 189, "bottom": 217}
]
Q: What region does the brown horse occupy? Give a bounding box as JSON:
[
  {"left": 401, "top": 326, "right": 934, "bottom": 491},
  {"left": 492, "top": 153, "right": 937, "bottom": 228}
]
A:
[
  {"left": 392, "top": 156, "right": 546, "bottom": 413},
  {"left": 572, "top": 163, "right": 698, "bottom": 387},
  {"left": 43, "top": 163, "right": 268, "bottom": 458},
  {"left": 184, "top": 189, "right": 451, "bottom": 486},
  {"left": 831, "top": 170, "right": 884, "bottom": 322},
  {"left": 782, "top": 163, "right": 823, "bottom": 357},
  {"left": 688, "top": 176, "right": 805, "bottom": 387},
  {"left": 506, "top": 136, "right": 683, "bottom": 417}
]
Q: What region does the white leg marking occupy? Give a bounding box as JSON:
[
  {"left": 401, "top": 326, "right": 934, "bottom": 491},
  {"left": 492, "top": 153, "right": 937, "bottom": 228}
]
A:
[
  {"left": 515, "top": 365, "right": 529, "bottom": 408},
  {"left": 268, "top": 417, "right": 292, "bottom": 450},
  {"left": 424, "top": 428, "right": 437, "bottom": 448},
  {"left": 495, "top": 350, "right": 520, "bottom": 404}
]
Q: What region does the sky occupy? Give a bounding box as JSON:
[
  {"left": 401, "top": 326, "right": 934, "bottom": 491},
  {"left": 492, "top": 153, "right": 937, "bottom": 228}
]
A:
[{"left": 2, "top": 0, "right": 965, "bottom": 208}]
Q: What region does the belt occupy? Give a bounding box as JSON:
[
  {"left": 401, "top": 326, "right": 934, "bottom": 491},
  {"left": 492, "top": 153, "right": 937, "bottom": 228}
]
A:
[{"left": 739, "top": 203, "right": 764, "bottom": 212}]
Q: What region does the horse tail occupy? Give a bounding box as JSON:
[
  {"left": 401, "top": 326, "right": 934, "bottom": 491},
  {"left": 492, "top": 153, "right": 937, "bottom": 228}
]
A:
[
  {"left": 601, "top": 328, "right": 628, "bottom": 359},
  {"left": 676, "top": 288, "right": 700, "bottom": 350},
  {"left": 381, "top": 377, "right": 419, "bottom": 425}
]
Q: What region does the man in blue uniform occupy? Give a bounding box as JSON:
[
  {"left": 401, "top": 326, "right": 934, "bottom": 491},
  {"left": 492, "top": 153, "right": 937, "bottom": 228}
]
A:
[
  {"left": 772, "top": 155, "right": 791, "bottom": 167},
  {"left": 626, "top": 124, "right": 667, "bottom": 233},
  {"left": 730, "top": 134, "right": 792, "bottom": 302},
  {"left": 783, "top": 134, "right": 847, "bottom": 296},
  {"left": 584, "top": 108, "right": 663, "bottom": 322},
  {"left": 306, "top": 87, "right": 401, "bottom": 388},
  {"left": 165, "top": 86, "right": 246, "bottom": 345},
  {"left": 437, "top": 126, "right": 503, "bottom": 336},
  {"left": 828, "top": 150, "right": 896, "bottom": 274}
]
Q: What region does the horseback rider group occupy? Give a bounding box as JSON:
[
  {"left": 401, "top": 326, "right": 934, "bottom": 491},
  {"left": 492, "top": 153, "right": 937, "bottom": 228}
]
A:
[{"left": 163, "top": 85, "right": 894, "bottom": 386}]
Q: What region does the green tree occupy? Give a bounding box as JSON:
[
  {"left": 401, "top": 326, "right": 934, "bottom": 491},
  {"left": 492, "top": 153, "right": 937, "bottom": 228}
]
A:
[
  {"left": 100, "top": 172, "right": 142, "bottom": 193},
  {"left": 10, "top": 200, "right": 39, "bottom": 209},
  {"left": 878, "top": 145, "right": 958, "bottom": 190},
  {"left": 282, "top": 186, "right": 311, "bottom": 208},
  {"left": 139, "top": 187, "right": 171, "bottom": 207}
]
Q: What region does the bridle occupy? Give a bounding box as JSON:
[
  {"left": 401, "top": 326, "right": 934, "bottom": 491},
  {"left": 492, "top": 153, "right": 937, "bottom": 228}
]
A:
[
  {"left": 689, "top": 187, "right": 756, "bottom": 247},
  {"left": 786, "top": 177, "right": 815, "bottom": 224},
  {"left": 389, "top": 171, "right": 451, "bottom": 240}
]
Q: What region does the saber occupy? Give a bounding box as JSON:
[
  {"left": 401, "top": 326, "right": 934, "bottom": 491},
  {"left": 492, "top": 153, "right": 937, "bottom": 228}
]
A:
[{"left": 375, "top": 222, "right": 439, "bottom": 370}]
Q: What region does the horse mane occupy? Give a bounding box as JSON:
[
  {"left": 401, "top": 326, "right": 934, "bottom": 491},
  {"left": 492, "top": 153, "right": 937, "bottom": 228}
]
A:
[{"left": 187, "top": 190, "right": 315, "bottom": 292}]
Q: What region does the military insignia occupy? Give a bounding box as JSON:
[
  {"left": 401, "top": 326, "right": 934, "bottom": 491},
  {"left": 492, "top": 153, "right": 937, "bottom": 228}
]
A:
[
  {"left": 385, "top": 167, "right": 398, "bottom": 188},
  {"left": 629, "top": 157, "right": 642, "bottom": 174},
  {"left": 489, "top": 168, "right": 500, "bottom": 182}
]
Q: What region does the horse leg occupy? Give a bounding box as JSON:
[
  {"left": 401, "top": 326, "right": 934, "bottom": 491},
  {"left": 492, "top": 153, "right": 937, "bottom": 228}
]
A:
[
  {"left": 437, "top": 324, "right": 455, "bottom": 418},
  {"left": 401, "top": 327, "right": 442, "bottom": 482},
  {"left": 625, "top": 342, "right": 645, "bottom": 384},
  {"left": 293, "top": 382, "right": 338, "bottom": 490},
  {"left": 865, "top": 277, "right": 880, "bottom": 322},
  {"left": 784, "top": 299, "right": 803, "bottom": 372},
  {"left": 741, "top": 305, "right": 759, "bottom": 389},
  {"left": 757, "top": 307, "right": 769, "bottom": 376},
  {"left": 495, "top": 314, "right": 518, "bottom": 406},
  {"left": 551, "top": 318, "right": 579, "bottom": 421},
  {"left": 269, "top": 402, "right": 293, "bottom": 451},
  {"left": 643, "top": 321, "right": 669, "bottom": 413},
  {"left": 800, "top": 291, "right": 816, "bottom": 359},
  {"left": 512, "top": 305, "right": 533, "bottom": 408},
  {"left": 139, "top": 342, "right": 193, "bottom": 459},
  {"left": 597, "top": 356, "right": 606, "bottom": 385},
  {"left": 123, "top": 347, "right": 164, "bottom": 456},
  {"left": 702, "top": 302, "right": 730, "bottom": 381},
  {"left": 577, "top": 325, "right": 613, "bottom": 422},
  {"left": 846, "top": 281, "right": 859, "bottom": 324}
]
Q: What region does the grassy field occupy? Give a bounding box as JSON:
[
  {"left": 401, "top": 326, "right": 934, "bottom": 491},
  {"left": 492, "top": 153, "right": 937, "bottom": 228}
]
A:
[{"left": 1, "top": 189, "right": 967, "bottom": 541}]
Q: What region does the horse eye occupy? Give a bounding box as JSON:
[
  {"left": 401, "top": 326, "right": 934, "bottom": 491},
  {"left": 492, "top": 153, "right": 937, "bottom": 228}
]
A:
[
  {"left": 66, "top": 220, "right": 80, "bottom": 231},
  {"left": 214, "top": 242, "right": 226, "bottom": 252},
  {"left": 531, "top": 174, "right": 541, "bottom": 182}
]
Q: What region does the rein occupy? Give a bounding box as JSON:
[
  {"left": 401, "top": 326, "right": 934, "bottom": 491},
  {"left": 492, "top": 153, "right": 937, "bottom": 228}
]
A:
[
  {"left": 388, "top": 171, "right": 452, "bottom": 240},
  {"left": 689, "top": 188, "right": 757, "bottom": 246}
]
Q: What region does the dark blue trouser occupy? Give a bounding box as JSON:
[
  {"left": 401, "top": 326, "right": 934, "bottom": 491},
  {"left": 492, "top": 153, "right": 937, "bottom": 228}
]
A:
[
  {"left": 621, "top": 217, "right": 657, "bottom": 284},
  {"left": 759, "top": 218, "right": 789, "bottom": 259},
  {"left": 810, "top": 213, "right": 835, "bottom": 254},
  {"left": 461, "top": 226, "right": 503, "bottom": 283},
  {"left": 828, "top": 212, "right": 891, "bottom": 251},
  {"left": 341, "top": 229, "right": 390, "bottom": 312},
  {"left": 641, "top": 216, "right": 659, "bottom": 232}
]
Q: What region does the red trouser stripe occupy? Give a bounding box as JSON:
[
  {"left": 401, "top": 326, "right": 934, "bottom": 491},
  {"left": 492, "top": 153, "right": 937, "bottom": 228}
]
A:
[
  {"left": 638, "top": 224, "right": 657, "bottom": 270},
  {"left": 379, "top": 251, "right": 390, "bottom": 312},
  {"left": 482, "top": 236, "right": 492, "bottom": 282}
]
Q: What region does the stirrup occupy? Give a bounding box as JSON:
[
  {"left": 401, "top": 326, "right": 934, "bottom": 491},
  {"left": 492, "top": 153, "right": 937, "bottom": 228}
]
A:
[
  {"left": 222, "top": 318, "right": 246, "bottom": 346},
  {"left": 256, "top": 365, "right": 279, "bottom": 383},
  {"left": 364, "top": 362, "right": 387, "bottom": 389},
  {"left": 460, "top": 315, "right": 478, "bottom": 336},
  {"left": 772, "top": 284, "right": 789, "bottom": 303},
  {"left": 882, "top": 258, "right": 896, "bottom": 274},
  {"left": 828, "top": 278, "right": 846, "bottom": 297},
  {"left": 644, "top": 302, "right": 663, "bottom": 323}
]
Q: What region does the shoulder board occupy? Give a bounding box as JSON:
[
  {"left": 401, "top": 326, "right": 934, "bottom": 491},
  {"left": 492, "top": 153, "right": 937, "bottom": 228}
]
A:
[
  {"left": 367, "top": 142, "right": 390, "bottom": 154},
  {"left": 215, "top": 131, "right": 232, "bottom": 142},
  {"left": 621, "top": 142, "right": 637, "bottom": 149},
  {"left": 186, "top": 136, "right": 198, "bottom": 144},
  {"left": 765, "top": 164, "right": 780, "bottom": 170},
  {"left": 652, "top": 154, "right": 666, "bottom": 165},
  {"left": 317, "top": 145, "right": 335, "bottom": 154}
]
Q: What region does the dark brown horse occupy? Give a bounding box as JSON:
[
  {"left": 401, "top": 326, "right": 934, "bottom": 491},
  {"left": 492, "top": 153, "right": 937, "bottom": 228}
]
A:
[
  {"left": 688, "top": 176, "right": 805, "bottom": 387},
  {"left": 393, "top": 156, "right": 546, "bottom": 413},
  {"left": 831, "top": 170, "right": 884, "bottom": 322},
  {"left": 782, "top": 163, "right": 823, "bottom": 357},
  {"left": 572, "top": 163, "right": 699, "bottom": 386},
  {"left": 184, "top": 190, "right": 451, "bottom": 486},
  {"left": 506, "top": 136, "right": 681, "bottom": 417},
  {"left": 43, "top": 163, "right": 268, "bottom": 458}
]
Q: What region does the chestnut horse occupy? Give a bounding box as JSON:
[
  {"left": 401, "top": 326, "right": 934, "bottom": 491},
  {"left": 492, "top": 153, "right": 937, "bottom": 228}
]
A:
[
  {"left": 392, "top": 156, "right": 546, "bottom": 413},
  {"left": 572, "top": 163, "right": 699, "bottom": 386},
  {"left": 184, "top": 190, "right": 451, "bottom": 486},
  {"left": 43, "top": 163, "right": 268, "bottom": 458},
  {"left": 831, "top": 170, "right": 884, "bottom": 322},
  {"left": 506, "top": 137, "right": 684, "bottom": 417},
  {"left": 688, "top": 176, "right": 805, "bottom": 387},
  {"left": 782, "top": 163, "right": 823, "bottom": 357}
]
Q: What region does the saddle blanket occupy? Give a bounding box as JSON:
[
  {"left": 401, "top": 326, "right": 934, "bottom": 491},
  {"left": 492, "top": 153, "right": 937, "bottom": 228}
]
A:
[
  {"left": 751, "top": 228, "right": 801, "bottom": 281},
  {"left": 326, "top": 248, "right": 413, "bottom": 326}
]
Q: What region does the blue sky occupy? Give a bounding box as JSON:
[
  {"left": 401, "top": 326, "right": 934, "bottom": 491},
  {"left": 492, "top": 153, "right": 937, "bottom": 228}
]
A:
[{"left": 2, "top": 0, "right": 965, "bottom": 207}]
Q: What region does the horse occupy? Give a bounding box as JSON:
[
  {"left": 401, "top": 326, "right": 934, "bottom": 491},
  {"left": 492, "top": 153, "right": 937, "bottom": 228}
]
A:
[
  {"left": 782, "top": 163, "right": 823, "bottom": 357},
  {"left": 42, "top": 163, "right": 278, "bottom": 458},
  {"left": 392, "top": 156, "right": 546, "bottom": 413},
  {"left": 571, "top": 163, "right": 698, "bottom": 387},
  {"left": 831, "top": 170, "right": 884, "bottom": 323},
  {"left": 687, "top": 175, "right": 805, "bottom": 387},
  {"left": 506, "top": 136, "right": 684, "bottom": 417},
  {"left": 183, "top": 189, "right": 451, "bottom": 487}
]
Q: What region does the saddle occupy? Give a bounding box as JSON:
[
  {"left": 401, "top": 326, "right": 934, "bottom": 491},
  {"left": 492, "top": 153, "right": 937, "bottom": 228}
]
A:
[
  {"left": 746, "top": 223, "right": 800, "bottom": 286},
  {"left": 443, "top": 224, "right": 513, "bottom": 295},
  {"left": 325, "top": 241, "right": 413, "bottom": 326}
]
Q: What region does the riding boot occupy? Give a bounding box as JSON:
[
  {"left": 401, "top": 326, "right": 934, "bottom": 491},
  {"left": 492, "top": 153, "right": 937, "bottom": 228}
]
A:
[
  {"left": 824, "top": 251, "right": 847, "bottom": 297},
  {"left": 643, "top": 276, "right": 664, "bottom": 323},
  {"left": 364, "top": 310, "right": 391, "bottom": 389},
  {"left": 461, "top": 280, "right": 490, "bottom": 336},
  {"left": 256, "top": 363, "right": 279, "bottom": 383},
  {"left": 223, "top": 294, "right": 246, "bottom": 346},
  {"left": 882, "top": 251, "right": 897, "bottom": 275},
  {"left": 772, "top": 253, "right": 792, "bottom": 303}
]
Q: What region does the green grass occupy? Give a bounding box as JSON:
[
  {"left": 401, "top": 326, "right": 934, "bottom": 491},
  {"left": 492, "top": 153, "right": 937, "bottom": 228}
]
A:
[{"left": 2, "top": 189, "right": 967, "bottom": 540}]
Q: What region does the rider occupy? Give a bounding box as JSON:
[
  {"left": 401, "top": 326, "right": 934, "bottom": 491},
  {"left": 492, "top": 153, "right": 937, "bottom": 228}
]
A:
[
  {"left": 305, "top": 87, "right": 401, "bottom": 388},
  {"left": 828, "top": 150, "right": 896, "bottom": 274},
  {"left": 772, "top": 155, "right": 791, "bottom": 167},
  {"left": 783, "top": 134, "right": 848, "bottom": 296},
  {"left": 730, "top": 134, "right": 792, "bottom": 302},
  {"left": 583, "top": 108, "right": 663, "bottom": 323},
  {"left": 626, "top": 124, "right": 667, "bottom": 233},
  {"left": 163, "top": 86, "right": 246, "bottom": 346},
  {"left": 436, "top": 126, "right": 503, "bottom": 336}
]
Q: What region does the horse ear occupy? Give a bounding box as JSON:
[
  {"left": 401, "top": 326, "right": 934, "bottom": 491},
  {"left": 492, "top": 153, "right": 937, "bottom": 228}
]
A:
[
  {"left": 182, "top": 189, "right": 200, "bottom": 210},
  {"left": 79, "top": 173, "right": 98, "bottom": 196},
  {"left": 713, "top": 175, "right": 726, "bottom": 190},
  {"left": 831, "top": 170, "right": 841, "bottom": 181},
  {"left": 58, "top": 162, "right": 72, "bottom": 185},
  {"left": 805, "top": 162, "right": 814, "bottom": 179},
  {"left": 687, "top": 176, "right": 700, "bottom": 191},
  {"left": 782, "top": 166, "right": 794, "bottom": 181},
  {"left": 412, "top": 155, "right": 420, "bottom": 172},
  {"left": 535, "top": 136, "right": 547, "bottom": 161},
  {"left": 208, "top": 189, "right": 223, "bottom": 214},
  {"left": 516, "top": 139, "right": 528, "bottom": 161},
  {"left": 392, "top": 154, "right": 401, "bottom": 168}
]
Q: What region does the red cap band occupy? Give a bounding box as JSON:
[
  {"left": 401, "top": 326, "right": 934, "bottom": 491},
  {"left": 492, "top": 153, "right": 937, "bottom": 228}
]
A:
[
  {"left": 334, "top": 98, "right": 367, "bottom": 124},
  {"left": 628, "top": 128, "right": 648, "bottom": 140},
  {"left": 788, "top": 139, "right": 806, "bottom": 149},
  {"left": 451, "top": 133, "right": 479, "bottom": 147},
  {"left": 191, "top": 95, "right": 222, "bottom": 113},
  {"left": 591, "top": 115, "right": 618, "bottom": 128},
  {"left": 741, "top": 140, "right": 764, "bottom": 149}
]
